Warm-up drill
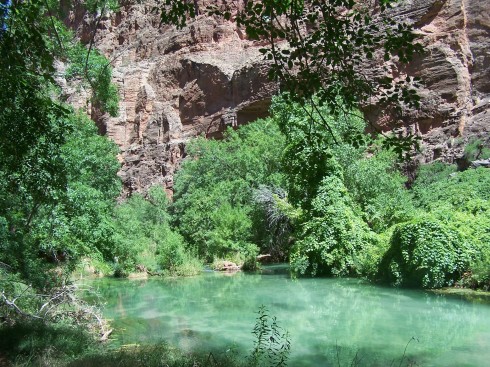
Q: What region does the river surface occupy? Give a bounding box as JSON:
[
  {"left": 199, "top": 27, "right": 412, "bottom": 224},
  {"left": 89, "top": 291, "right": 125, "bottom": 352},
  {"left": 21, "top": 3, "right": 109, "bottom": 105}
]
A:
[{"left": 84, "top": 265, "right": 490, "bottom": 366}]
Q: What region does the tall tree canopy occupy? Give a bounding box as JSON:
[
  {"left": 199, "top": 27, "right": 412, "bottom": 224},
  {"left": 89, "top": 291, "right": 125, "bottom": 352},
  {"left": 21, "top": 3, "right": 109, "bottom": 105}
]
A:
[{"left": 0, "top": 0, "right": 121, "bottom": 324}]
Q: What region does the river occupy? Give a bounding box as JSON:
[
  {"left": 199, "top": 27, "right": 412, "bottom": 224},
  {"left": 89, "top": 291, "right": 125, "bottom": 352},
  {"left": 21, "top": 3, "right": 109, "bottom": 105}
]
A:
[{"left": 83, "top": 265, "right": 490, "bottom": 366}]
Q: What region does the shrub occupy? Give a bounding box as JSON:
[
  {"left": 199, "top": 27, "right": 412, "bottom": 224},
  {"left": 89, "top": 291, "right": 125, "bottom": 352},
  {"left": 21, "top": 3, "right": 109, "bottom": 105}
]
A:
[
  {"left": 252, "top": 186, "right": 299, "bottom": 261},
  {"left": 249, "top": 306, "right": 290, "bottom": 367},
  {"left": 461, "top": 261, "right": 490, "bottom": 290},
  {"left": 412, "top": 166, "right": 490, "bottom": 211},
  {"left": 111, "top": 186, "right": 199, "bottom": 276},
  {"left": 156, "top": 229, "right": 202, "bottom": 276},
  {"left": 66, "top": 44, "right": 119, "bottom": 117},
  {"left": 412, "top": 161, "right": 457, "bottom": 189},
  {"left": 344, "top": 150, "right": 415, "bottom": 232},
  {"left": 290, "top": 176, "right": 379, "bottom": 277},
  {"left": 463, "top": 138, "right": 490, "bottom": 162},
  {"left": 378, "top": 219, "right": 477, "bottom": 288},
  {"left": 172, "top": 119, "right": 286, "bottom": 261}
]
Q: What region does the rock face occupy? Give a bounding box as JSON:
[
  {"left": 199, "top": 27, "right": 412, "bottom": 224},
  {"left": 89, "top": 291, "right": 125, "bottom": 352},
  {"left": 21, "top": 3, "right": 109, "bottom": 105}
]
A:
[
  {"left": 366, "top": 0, "right": 490, "bottom": 163},
  {"left": 66, "top": 0, "right": 490, "bottom": 194},
  {"left": 66, "top": 1, "right": 276, "bottom": 195}
]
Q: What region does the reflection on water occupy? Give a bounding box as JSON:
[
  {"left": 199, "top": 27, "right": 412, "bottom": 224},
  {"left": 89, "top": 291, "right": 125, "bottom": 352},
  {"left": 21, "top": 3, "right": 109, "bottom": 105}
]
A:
[{"left": 84, "top": 266, "right": 490, "bottom": 367}]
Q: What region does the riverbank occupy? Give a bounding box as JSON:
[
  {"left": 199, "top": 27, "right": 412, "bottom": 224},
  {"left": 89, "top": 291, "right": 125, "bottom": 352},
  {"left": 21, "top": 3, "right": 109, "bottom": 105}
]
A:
[
  {"left": 430, "top": 287, "right": 490, "bottom": 305},
  {"left": 0, "top": 322, "right": 242, "bottom": 367}
]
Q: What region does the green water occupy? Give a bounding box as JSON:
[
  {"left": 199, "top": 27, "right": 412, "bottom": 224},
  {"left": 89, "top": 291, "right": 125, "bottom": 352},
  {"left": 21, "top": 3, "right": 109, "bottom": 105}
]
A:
[{"left": 85, "top": 265, "right": 490, "bottom": 366}]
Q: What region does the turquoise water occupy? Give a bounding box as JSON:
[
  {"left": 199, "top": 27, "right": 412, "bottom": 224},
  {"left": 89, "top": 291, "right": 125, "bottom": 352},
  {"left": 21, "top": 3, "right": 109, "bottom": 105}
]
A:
[{"left": 85, "top": 265, "right": 490, "bottom": 366}]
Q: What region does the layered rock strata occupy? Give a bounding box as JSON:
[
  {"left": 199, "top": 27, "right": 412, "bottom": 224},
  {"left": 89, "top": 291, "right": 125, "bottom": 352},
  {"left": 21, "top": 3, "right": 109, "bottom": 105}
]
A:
[
  {"left": 65, "top": 0, "right": 490, "bottom": 194},
  {"left": 366, "top": 0, "right": 490, "bottom": 164}
]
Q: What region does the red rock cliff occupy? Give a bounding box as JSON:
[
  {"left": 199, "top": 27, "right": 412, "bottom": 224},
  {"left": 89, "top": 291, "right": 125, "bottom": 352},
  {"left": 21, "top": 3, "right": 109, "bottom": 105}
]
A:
[{"left": 65, "top": 0, "right": 490, "bottom": 194}]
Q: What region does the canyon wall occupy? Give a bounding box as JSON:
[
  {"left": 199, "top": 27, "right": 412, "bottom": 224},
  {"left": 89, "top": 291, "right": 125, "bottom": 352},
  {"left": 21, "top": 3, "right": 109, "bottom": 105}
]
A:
[{"left": 65, "top": 0, "right": 490, "bottom": 195}]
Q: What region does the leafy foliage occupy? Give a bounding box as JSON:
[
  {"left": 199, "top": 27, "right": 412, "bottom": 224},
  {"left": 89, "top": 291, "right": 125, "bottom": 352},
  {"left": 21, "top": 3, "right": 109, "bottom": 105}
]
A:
[
  {"left": 378, "top": 219, "right": 477, "bottom": 288},
  {"left": 0, "top": 1, "right": 69, "bottom": 205},
  {"left": 111, "top": 186, "right": 202, "bottom": 276},
  {"left": 412, "top": 166, "right": 490, "bottom": 211},
  {"left": 271, "top": 96, "right": 366, "bottom": 210},
  {"left": 252, "top": 186, "right": 299, "bottom": 260},
  {"left": 172, "top": 119, "right": 286, "bottom": 262},
  {"left": 344, "top": 149, "right": 415, "bottom": 232},
  {"left": 1, "top": 2, "right": 72, "bottom": 286},
  {"left": 290, "top": 175, "right": 379, "bottom": 277},
  {"left": 463, "top": 138, "right": 490, "bottom": 162},
  {"left": 0, "top": 0, "right": 123, "bottom": 325},
  {"left": 249, "top": 305, "right": 291, "bottom": 367},
  {"left": 0, "top": 112, "right": 120, "bottom": 291},
  {"left": 83, "top": 0, "right": 120, "bottom": 13},
  {"left": 32, "top": 116, "right": 119, "bottom": 264},
  {"left": 66, "top": 44, "right": 119, "bottom": 117},
  {"left": 407, "top": 164, "right": 490, "bottom": 289},
  {"left": 272, "top": 97, "right": 383, "bottom": 277}
]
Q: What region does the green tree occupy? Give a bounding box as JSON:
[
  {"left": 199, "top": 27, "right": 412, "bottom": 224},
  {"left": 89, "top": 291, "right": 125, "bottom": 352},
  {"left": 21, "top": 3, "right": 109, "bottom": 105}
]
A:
[
  {"left": 344, "top": 149, "right": 415, "bottom": 232},
  {"left": 66, "top": 43, "right": 119, "bottom": 117},
  {"left": 0, "top": 0, "right": 121, "bottom": 322},
  {"left": 172, "top": 119, "right": 286, "bottom": 262},
  {"left": 290, "top": 174, "right": 379, "bottom": 277},
  {"left": 111, "top": 186, "right": 201, "bottom": 276},
  {"left": 271, "top": 97, "right": 385, "bottom": 276},
  {"left": 0, "top": 111, "right": 121, "bottom": 288},
  {"left": 271, "top": 96, "right": 366, "bottom": 210},
  {"left": 0, "top": 1, "right": 72, "bottom": 292}
]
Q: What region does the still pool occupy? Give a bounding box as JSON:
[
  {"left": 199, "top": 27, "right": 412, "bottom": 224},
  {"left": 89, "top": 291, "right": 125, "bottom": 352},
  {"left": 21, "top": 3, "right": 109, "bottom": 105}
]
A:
[{"left": 83, "top": 265, "right": 490, "bottom": 366}]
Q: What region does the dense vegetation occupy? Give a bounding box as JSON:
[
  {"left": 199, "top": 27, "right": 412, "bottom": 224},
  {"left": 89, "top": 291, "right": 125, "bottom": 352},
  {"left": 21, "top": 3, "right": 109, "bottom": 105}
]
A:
[
  {"left": 0, "top": 0, "right": 121, "bottom": 324},
  {"left": 1, "top": 0, "right": 490, "bottom": 366},
  {"left": 165, "top": 98, "right": 490, "bottom": 290}
]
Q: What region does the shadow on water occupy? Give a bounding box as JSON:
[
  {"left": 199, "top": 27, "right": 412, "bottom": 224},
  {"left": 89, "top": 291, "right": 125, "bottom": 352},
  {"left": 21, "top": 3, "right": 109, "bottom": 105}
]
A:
[
  {"left": 256, "top": 263, "right": 291, "bottom": 276},
  {"left": 82, "top": 266, "right": 490, "bottom": 367}
]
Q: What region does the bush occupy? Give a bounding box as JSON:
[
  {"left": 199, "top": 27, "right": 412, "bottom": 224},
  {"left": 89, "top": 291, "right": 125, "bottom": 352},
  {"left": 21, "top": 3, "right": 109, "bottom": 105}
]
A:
[
  {"left": 172, "top": 119, "right": 286, "bottom": 262},
  {"left": 408, "top": 164, "right": 490, "bottom": 289},
  {"left": 111, "top": 186, "right": 199, "bottom": 276},
  {"left": 66, "top": 44, "right": 119, "bottom": 117},
  {"left": 290, "top": 176, "right": 379, "bottom": 277},
  {"left": 344, "top": 150, "right": 415, "bottom": 232},
  {"left": 252, "top": 186, "right": 299, "bottom": 261},
  {"left": 460, "top": 261, "right": 490, "bottom": 290},
  {"left": 412, "top": 166, "right": 490, "bottom": 210},
  {"left": 463, "top": 138, "right": 490, "bottom": 162},
  {"left": 378, "top": 219, "right": 477, "bottom": 288},
  {"left": 157, "top": 229, "right": 202, "bottom": 276},
  {"left": 0, "top": 321, "right": 96, "bottom": 366}
]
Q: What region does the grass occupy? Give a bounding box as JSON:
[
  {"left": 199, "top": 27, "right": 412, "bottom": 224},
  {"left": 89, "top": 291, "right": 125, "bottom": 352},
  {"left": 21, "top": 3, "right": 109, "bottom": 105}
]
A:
[
  {"left": 0, "top": 321, "right": 243, "bottom": 367},
  {"left": 67, "top": 343, "right": 243, "bottom": 367},
  {"left": 0, "top": 321, "right": 96, "bottom": 367}
]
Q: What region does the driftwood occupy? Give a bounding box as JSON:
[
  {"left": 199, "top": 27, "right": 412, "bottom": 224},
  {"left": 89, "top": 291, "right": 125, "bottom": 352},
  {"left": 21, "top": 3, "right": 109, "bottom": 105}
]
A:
[{"left": 1, "top": 283, "right": 111, "bottom": 339}]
